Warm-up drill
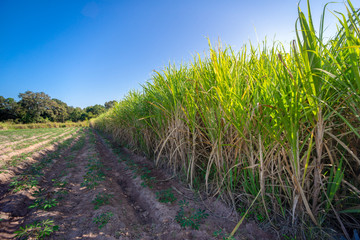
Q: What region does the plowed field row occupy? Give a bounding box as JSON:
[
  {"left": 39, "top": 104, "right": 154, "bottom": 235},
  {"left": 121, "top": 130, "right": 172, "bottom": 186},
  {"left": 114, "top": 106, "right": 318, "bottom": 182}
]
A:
[
  {"left": 0, "top": 128, "right": 73, "bottom": 156},
  {"left": 0, "top": 128, "right": 272, "bottom": 239},
  {"left": 0, "top": 128, "right": 79, "bottom": 170}
]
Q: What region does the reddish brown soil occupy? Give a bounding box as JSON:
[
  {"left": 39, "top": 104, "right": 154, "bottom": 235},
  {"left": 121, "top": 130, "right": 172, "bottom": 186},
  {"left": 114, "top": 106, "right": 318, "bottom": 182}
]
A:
[{"left": 0, "top": 129, "right": 274, "bottom": 239}]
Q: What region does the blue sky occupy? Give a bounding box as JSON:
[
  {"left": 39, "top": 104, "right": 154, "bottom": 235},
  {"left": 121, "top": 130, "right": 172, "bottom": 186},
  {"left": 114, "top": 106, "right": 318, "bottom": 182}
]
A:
[{"left": 0, "top": 0, "right": 352, "bottom": 108}]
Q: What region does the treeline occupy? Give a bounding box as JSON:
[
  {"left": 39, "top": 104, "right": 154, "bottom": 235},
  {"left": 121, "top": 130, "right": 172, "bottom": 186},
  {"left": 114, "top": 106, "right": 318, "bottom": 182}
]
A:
[{"left": 0, "top": 91, "right": 116, "bottom": 123}]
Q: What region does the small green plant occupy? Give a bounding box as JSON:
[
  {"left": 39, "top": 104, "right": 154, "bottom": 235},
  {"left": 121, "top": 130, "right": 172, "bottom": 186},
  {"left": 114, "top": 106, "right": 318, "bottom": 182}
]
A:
[
  {"left": 282, "top": 234, "right": 296, "bottom": 240},
  {"left": 93, "top": 212, "right": 113, "bottom": 229},
  {"left": 175, "top": 200, "right": 209, "bottom": 230},
  {"left": 213, "top": 229, "right": 236, "bottom": 240},
  {"left": 81, "top": 156, "right": 105, "bottom": 189},
  {"left": 55, "top": 189, "right": 69, "bottom": 200},
  {"left": 32, "top": 188, "right": 46, "bottom": 197},
  {"left": 29, "top": 198, "right": 58, "bottom": 210},
  {"left": 213, "top": 229, "right": 223, "bottom": 237},
  {"left": 14, "top": 219, "right": 59, "bottom": 239},
  {"left": 92, "top": 193, "right": 114, "bottom": 209},
  {"left": 237, "top": 205, "right": 266, "bottom": 223},
  {"left": 137, "top": 167, "right": 156, "bottom": 189},
  {"left": 255, "top": 212, "right": 265, "bottom": 222},
  {"left": 223, "top": 236, "right": 236, "bottom": 240},
  {"left": 156, "top": 188, "right": 177, "bottom": 203},
  {"left": 10, "top": 175, "right": 39, "bottom": 192},
  {"left": 81, "top": 175, "right": 101, "bottom": 189},
  {"left": 66, "top": 162, "right": 76, "bottom": 168},
  {"left": 52, "top": 179, "right": 68, "bottom": 188}
]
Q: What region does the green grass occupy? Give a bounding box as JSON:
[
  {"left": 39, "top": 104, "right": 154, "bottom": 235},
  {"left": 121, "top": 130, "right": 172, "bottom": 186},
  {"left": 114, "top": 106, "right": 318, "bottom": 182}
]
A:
[{"left": 92, "top": 0, "right": 360, "bottom": 237}]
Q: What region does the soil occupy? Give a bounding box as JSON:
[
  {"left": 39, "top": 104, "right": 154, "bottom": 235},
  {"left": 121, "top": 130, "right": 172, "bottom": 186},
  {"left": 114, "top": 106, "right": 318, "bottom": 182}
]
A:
[{"left": 0, "top": 129, "right": 275, "bottom": 240}]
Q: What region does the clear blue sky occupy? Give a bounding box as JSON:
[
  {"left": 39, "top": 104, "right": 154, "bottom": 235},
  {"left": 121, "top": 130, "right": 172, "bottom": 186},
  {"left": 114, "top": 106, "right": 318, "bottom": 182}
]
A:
[{"left": 0, "top": 0, "right": 352, "bottom": 108}]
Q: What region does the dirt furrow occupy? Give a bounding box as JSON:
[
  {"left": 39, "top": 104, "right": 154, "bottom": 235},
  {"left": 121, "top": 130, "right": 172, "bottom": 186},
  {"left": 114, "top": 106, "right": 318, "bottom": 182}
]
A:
[
  {"left": 94, "top": 132, "right": 225, "bottom": 239},
  {"left": 95, "top": 132, "right": 274, "bottom": 240},
  {"left": 0, "top": 129, "right": 85, "bottom": 239},
  {"left": 0, "top": 129, "right": 80, "bottom": 190},
  {"left": 0, "top": 128, "right": 274, "bottom": 239},
  {"left": 46, "top": 130, "right": 153, "bottom": 239}
]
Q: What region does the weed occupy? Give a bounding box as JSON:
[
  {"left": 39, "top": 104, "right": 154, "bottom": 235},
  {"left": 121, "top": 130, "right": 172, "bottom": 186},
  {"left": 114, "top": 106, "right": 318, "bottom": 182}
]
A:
[
  {"left": 93, "top": 212, "right": 113, "bottom": 229},
  {"left": 237, "top": 205, "right": 266, "bottom": 223},
  {"left": 282, "top": 234, "right": 296, "bottom": 240},
  {"left": 81, "top": 169, "right": 105, "bottom": 189},
  {"left": 178, "top": 199, "right": 189, "bottom": 207},
  {"left": 66, "top": 162, "right": 76, "bottom": 168},
  {"left": 33, "top": 188, "right": 46, "bottom": 197},
  {"left": 58, "top": 170, "right": 68, "bottom": 177},
  {"left": 81, "top": 159, "right": 105, "bottom": 189},
  {"left": 213, "top": 230, "right": 236, "bottom": 240},
  {"left": 223, "top": 236, "right": 236, "bottom": 240},
  {"left": 213, "top": 229, "right": 223, "bottom": 237},
  {"left": 29, "top": 197, "right": 58, "bottom": 210},
  {"left": 10, "top": 175, "right": 39, "bottom": 192},
  {"left": 14, "top": 219, "right": 59, "bottom": 239},
  {"left": 52, "top": 179, "right": 68, "bottom": 188},
  {"left": 156, "top": 188, "right": 177, "bottom": 203},
  {"left": 55, "top": 189, "right": 69, "bottom": 200},
  {"left": 127, "top": 165, "right": 156, "bottom": 189},
  {"left": 175, "top": 200, "right": 208, "bottom": 230},
  {"left": 92, "top": 193, "right": 114, "bottom": 209}
]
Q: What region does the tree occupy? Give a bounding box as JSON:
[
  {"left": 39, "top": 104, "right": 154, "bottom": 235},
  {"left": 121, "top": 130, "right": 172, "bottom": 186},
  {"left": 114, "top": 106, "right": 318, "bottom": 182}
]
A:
[
  {"left": 18, "top": 91, "right": 52, "bottom": 123},
  {"left": 0, "top": 96, "right": 23, "bottom": 122},
  {"left": 49, "top": 99, "right": 69, "bottom": 122},
  {"left": 1, "top": 91, "right": 111, "bottom": 123},
  {"left": 85, "top": 104, "right": 106, "bottom": 117},
  {"left": 68, "top": 107, "right": 84, "bottom": 122},
  {"left": 42, "top": 99, "right": 69, "bottom": 122},
  {"left": 105, "top": 100, "right": 117, "bottom": 109}
]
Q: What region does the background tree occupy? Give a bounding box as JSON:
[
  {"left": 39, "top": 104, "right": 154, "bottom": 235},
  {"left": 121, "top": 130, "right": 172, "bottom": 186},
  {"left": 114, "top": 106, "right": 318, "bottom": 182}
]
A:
[
  {"left": 42, "top": 99, "right": 69, "bottom": 122},
  {"left": 0, "top": 96, "right": 23, "bottom": 121},
  {"left": 1, "top": 91, "right": 112, "bottom": 123},
  {"left": 105, "top": 100, "right": 117, "bottom": 109},
  {"left": 68, "top": 107, "right": 84, "bottom": 122},
  {"left": 18, "top": 91, "right": 52, "bottom": 123},
  {"left": 85, "top": 104, "right": 106, "bottom": 118}
]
